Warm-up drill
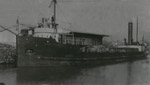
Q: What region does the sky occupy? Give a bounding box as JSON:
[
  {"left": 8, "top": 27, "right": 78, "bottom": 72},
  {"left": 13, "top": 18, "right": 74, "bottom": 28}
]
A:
[{"left": 0, "top": 0, "right": 150, "bottom": 42}]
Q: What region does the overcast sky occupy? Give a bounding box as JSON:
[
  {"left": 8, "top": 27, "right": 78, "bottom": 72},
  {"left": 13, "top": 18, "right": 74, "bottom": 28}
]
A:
[{"left": 0, "top": 0, "right": 150, "bottom": 42}]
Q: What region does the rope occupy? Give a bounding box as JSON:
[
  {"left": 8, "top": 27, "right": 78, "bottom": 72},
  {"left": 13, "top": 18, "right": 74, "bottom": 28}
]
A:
[{"left": 0, "top": 25, "right": 17, "bottom": 32}]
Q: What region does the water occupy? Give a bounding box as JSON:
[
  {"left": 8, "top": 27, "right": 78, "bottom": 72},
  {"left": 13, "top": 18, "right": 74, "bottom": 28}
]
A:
[{"left": 0, "top": 56, "right": 150, "bottom": 85}]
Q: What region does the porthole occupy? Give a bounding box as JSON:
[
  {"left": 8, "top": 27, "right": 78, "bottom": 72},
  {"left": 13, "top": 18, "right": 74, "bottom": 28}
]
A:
[
  {"left": 25, "top": 49, "right": 34, "bottom": 54},
  {"left": 47, "top": 41, "right": 49, "bottom": 43}
]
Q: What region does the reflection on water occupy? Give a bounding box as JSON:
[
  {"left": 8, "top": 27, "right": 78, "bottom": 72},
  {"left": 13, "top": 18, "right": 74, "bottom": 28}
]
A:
[
  {"left": 0, "top": 65, "right": 16, "bottom": 85},
  {"left": 0, "top": 56, "right": 150, "bottom": 85}
]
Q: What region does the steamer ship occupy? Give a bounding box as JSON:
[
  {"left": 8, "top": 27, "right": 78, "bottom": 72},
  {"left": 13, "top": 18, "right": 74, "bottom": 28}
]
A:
[{"left": 15, "top": 0, "right": 148, "bottom": 67}]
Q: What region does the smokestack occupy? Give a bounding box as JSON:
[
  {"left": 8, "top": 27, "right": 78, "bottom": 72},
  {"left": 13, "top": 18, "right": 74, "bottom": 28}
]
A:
[{"left": 128, "top": 22, "right": 133, "bottom": 45}]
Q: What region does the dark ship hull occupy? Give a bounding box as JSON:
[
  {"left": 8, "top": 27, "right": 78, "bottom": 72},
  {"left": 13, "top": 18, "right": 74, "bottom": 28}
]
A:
[
  {"left": 17, "top": 36, "right": 147, "bottom": 67},
  {"left": 16, "top": 0, "right": 148, "bottom": 67}
]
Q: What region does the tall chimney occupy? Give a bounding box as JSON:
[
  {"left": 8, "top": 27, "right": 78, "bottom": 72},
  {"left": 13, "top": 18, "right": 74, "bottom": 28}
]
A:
[{"left": 128, "top": 22, "right": 133, "bottom": 45}]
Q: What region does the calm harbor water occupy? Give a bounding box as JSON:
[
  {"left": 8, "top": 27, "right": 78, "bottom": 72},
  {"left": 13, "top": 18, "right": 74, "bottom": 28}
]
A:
[{"left": 0, "top": 55, "right": 150, "bottom": 85}]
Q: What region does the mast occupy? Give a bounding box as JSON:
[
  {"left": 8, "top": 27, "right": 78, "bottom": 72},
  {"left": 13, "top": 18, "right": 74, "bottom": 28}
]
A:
[
  {"left": 16, "top": 17, "right": 19, "bottom": 67},
  {"left": 54, "top": 0, "right": 56, "bottom": 28},
  {"left": 17, "top": 17, "right": 20, "bottom": 35},
  {"left": 53, "top": 0, "right": 57, "bottom": 34},
  {"left": 50, "top": 0, "right": 57, "bottom": 37},
  {"left": 136, "top": 16, "right": 138, "bottom": 43}
]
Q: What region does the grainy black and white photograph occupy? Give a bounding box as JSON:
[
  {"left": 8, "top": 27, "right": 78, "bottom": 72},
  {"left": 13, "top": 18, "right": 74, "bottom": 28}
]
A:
[{"left": 0, "top": 0, "right": 150, "bottom": 85}]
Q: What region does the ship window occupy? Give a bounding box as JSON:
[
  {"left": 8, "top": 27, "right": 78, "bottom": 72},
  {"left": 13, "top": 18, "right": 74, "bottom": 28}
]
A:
[
  {"left": 28, "top": 30, "right": 33, "bottom": 35},
  {"left": 47, "top": 41, "right": 49, "bottom": 43},
  {"left": 25, "top": 49, "right": 34, "bottom": 53}
]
